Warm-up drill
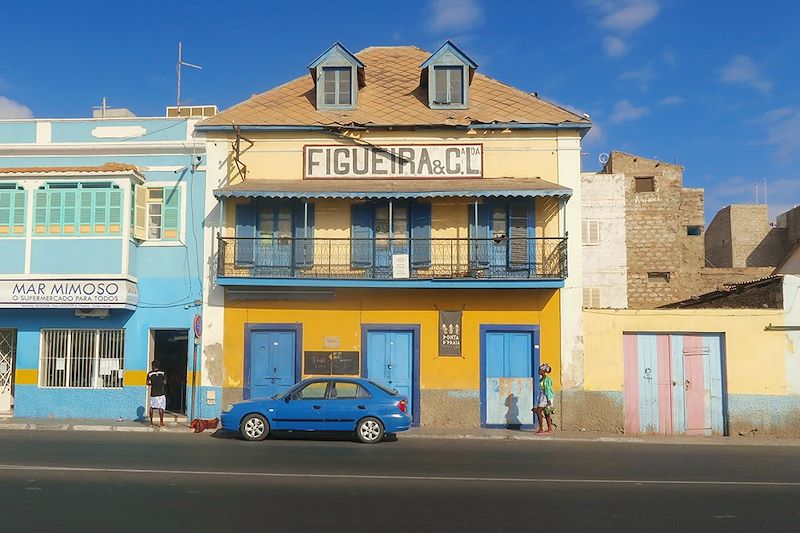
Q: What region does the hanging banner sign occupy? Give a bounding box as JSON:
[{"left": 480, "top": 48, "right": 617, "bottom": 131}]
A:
[
  {"left": 439, "top": 310, "right": 462, "bottom": 356},
  {"left": 0, "top": 279, "right": 138, "bottom": 309},
  {"left": 304, "top": 144, "right": 483, "bottom": 179}
]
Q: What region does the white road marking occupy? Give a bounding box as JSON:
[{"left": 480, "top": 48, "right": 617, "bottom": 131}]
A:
[{"left": 0, "top": 464, "right": 798, "bottom": 487}]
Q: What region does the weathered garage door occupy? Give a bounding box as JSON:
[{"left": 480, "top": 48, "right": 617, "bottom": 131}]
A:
[{"left": 623, "top": 333, "right": 726, "bottom": 436}]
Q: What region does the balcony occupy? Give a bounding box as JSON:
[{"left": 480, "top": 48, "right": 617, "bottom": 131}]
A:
[{"left": 216, "top": 236, "right": 567, "bottom": 287}]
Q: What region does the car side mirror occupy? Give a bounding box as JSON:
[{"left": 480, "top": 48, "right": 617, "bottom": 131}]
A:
[{"left": 284, "top": 396, "right": 291, "bottom": 403}]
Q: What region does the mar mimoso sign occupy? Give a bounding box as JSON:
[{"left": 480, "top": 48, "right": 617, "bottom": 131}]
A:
[
  {"left": 304, "top": 144, "right": 483, "bottom": 179},
  {"left": 0, "top": 279, "right": 138, "bottom": 309}
]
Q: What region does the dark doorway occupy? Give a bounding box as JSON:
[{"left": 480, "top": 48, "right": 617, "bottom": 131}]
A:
[{"left": 152, "top": 330, "right": 189, "bottom": 415}]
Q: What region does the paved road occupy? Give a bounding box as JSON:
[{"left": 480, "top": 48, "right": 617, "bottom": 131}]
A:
[{"left": 0, "top": 430, "right": 799, "bottom": 532}]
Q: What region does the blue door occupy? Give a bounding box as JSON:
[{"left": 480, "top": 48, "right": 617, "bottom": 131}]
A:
[
  {"left": 484, "top": 330, "right": 537, "bottom": 427},
  {"left": 247, "top": 330, "right": 296, "bottom": 399},
  {"left": 273, "top": 380, "right": 328, "bottom": 431},
  {"left": 325, "top": 381, "right": 370, "bottom": 431},
  {"left": 366, "top": 331, "right": 413, "bottom": 415}
]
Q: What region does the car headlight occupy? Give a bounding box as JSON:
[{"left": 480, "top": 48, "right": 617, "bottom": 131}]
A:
[{"left": 222, "top": 403, "right": 234, "bottom": 413}]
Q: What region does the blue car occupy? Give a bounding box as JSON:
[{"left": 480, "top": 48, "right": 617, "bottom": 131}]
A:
[{"left": 220, "top": 377, "right": 412, "bottom": 443}]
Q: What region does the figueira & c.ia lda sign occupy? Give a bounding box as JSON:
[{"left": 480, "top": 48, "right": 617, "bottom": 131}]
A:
[{"left": 304, "top": 144, "right": 483, "bottom": 179}]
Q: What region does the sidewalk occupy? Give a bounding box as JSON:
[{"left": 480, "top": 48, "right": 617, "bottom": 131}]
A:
[
  {"left": 0, "top": 417, "right": 190, "bottom": 433},
  {"left": 0, "top": 417, "right": 797, "bottom": 446}
]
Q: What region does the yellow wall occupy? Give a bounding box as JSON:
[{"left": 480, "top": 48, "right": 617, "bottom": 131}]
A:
[
  {"left": 223, "top": 288, "right": 561, "bottom": 391},
  {"left": 583, "top": 309, "right": 788, "bottom": 395},
  {"left": 214, "top": 129, "right": 567, "bottom": 185}
]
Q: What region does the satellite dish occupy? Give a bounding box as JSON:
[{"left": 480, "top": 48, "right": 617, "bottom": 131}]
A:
[{"left": 598, "top": 153, "right": 609, "bottom": 165}]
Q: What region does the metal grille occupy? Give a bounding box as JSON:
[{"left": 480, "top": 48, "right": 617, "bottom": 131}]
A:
[
  {"left": 0, "top": 330, "right": 15, "bottom": 411},
  {"left": 40, "top": 329, "right": 125, "bottom": 388},
  {"left": 218, "top": 236, "right": 568, "bottom": 280}
]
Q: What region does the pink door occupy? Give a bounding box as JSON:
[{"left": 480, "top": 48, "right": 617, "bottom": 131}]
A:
[{"left": 683, "top": 344, "right": 706, "bottom": 436}]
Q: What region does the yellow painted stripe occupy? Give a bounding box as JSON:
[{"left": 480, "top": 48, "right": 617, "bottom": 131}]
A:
[
  {"left": 187, "top": 371, "right": 202, "bottom": 386},
  {"left": 125, "top": 370, "right": 147, "bottom": 386},
  {"left": 15, "top": 369, "right": 38, "bottom": 385}
]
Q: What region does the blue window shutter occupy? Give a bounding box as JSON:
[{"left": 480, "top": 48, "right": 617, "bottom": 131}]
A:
[
  {"left": 235, "top": 202, "right": 257, "bottom": 266},
  {"left": 410, "top": 202, "right": 431, "bottom": 267},
  {"left": 293, "top": 202, "right": 315, "bottom": 266},
  {"left": 162, "top": 187, "right": 181, "bottom": 240},
  {"left": 351, "top": 203, "right": 373, "bottom": 267},
  {"left": 509, "top": 202, "right": 529, "bottom": 267},
  {"left": 468, "top": 202, "right": 489, "bottom": 266}
]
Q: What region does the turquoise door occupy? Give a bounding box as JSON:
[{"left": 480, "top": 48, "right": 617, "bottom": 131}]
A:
[
  {"left": 366, "top": 331, "right": 413, "bottom": 415},
  {"left": 484, "top": 330, "right": 536, "bottom": 427},
  {"left": 247, "top": 330, "right": 296, "bottom": 399}
]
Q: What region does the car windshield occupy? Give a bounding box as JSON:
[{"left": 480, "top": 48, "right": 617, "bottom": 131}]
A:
[{"left": 368, "top": 380, "right": 399, "bottom": 396}]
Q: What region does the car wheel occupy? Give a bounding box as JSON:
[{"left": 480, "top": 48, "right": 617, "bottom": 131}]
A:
[
  {"left": 356, "top": 417, "right": 384, "bottom": 444},
  {"left": 240, "top": 413, "right": 270, "bottom": 441}
]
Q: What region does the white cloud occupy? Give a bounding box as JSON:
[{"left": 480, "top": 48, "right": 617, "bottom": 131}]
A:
[
  {"left": 0, "top": 96, "right": 33, "bottom": 119},
  {"left": 719, "top": 55, "right": 772, "bottom": 93},
  {"left": 758, "top": 107, "right": 800, "bottom": 162},
  {"left": 703, "top": 174, "right": 800, "bottom": 222},
  {"left": 609, "top": 99, "right": 649, "bottom": 123},
  {"left": 662, "top": 48, "right": 677, "bottom": 66},
  {"left": 588, "top": 1, "right": 660, "bottom": 58},
  {"left": 599, "top": 0, "right": 660, "bottom": 32},
  {"left": 618, "top": 65, "right": 656, "bottom": 89},
  {"left": 428, "top": 0, "right": 483, "bottom": 32},
  {"left": 659, "top": 95, "right": 685, "bottom": 105},
  {"left": 602, "top": 36, "right": 628, "bottom": 58},
  {"left": 583, "top": 121, "right": 607, "bottom": 147}
]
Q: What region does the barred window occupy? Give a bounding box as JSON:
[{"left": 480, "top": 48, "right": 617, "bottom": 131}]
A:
[{"left": 39, "top": 329, "right": 125, "bottom": 388}]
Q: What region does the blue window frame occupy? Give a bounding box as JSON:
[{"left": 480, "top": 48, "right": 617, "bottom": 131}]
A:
[
  {"left": 468, "top": 200, "right": 535, "bottom": 271},
  {"left": 0, "top": 184, "right": 26, "bottom": 237},
  {"left": 235, "top": 200, "right": 315, "bottom": 268},
  {"left": 350, "top": 201, "right": 431, "bottom": 268},
  {"left": 34, "top": 182, "right": 122, "bottom": 236}
]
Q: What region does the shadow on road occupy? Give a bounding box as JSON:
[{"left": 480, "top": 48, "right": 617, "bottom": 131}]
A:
[{"left": 208, "top": 429, "right": 399, "bottom": 444}]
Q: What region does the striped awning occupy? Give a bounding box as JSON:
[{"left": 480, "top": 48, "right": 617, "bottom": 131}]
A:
[{"left": 214, "top": 177, "right": 571, "bottom": 200}]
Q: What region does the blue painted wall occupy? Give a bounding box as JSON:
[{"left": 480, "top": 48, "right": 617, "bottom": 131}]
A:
[
  {"left": 50, "top": 119, "right": 188, "bottom": 144},
  {"left": 0, "top": 121, "right": 36, "bottom": 144},
  {"left": 0, "top": 240, "right": 26, "bottom": 273},
  {"left": 31, "top": 239, "right": 123, "bottom": 275}
]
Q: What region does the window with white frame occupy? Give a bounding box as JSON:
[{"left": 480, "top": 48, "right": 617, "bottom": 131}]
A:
[
  {"left": 39, "top": 329, "right": 125, "bottom": 388},
  {"left": 433, "top": 65, "right": 464, "bottom": 105},
  {"left": 582, "top": 219, "right": 600, "bottom": 245},
  {"left": 133, "top": 185, "right": 181, "bottom": 241},
  {"left": 583, "top": 287, "right": 602, "bottom": 308},
  {"left": 321, "top": 66, "right": 352, "bottom": 107}
]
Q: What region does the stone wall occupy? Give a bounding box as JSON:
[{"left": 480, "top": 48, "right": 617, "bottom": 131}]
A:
[
  {"left": 705, "top": 206, "right": 733, "bottom": 268},
  {"left": 604, "top": 151, "right": 706, "bottom": 309}
]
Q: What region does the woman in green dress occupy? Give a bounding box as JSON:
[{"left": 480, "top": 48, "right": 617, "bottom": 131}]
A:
[{"left": 534, "top": 363, "right": 555, "bottom": 434}]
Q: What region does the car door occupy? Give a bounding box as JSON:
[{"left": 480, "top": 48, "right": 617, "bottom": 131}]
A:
[
  {"left": 325, "top": 381, "right": 371, "bottom": 431},
  {"left": 273, "top": 380, "right": 328, "bottom": 431}
]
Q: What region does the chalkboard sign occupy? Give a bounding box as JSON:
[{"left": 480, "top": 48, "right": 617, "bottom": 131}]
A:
[
  {"left": 304, "top": 352, "right": 332, "bottom": 375},
  {"left": 331, "top": 351, "right": 359, "bottom": 375},
  {"left": 304, "top": 351, "right": 360, "bottom": 376}
]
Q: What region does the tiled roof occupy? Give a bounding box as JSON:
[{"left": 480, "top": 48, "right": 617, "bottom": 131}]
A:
[
  {"left": 0, "top": 163, "right": 140, "bottom": 175},
  {"left": 214, "top": 177, "right": 571, "bottom": 200},
  {"left": 200, "top": 46, "right": 589, "bottom": 128}
]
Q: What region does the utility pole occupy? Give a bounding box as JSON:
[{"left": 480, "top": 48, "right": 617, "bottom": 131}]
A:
[{"left": 176, "top": 42, "right": 202, "bottom": 108}]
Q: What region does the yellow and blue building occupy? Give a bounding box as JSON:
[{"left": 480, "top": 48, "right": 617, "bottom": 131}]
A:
[
  {"left": 198, "top": 42, "right": 589, "bottom": 427},
  {"left": 0, "top": 108, "right": 217, "bottom": 420}
]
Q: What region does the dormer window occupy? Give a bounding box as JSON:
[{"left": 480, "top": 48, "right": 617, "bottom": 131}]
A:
[
  {"left": 421, "top": 40, "right": 478, "bottom": 110},
  {"left": 309, "top": 42, "right": 365, "bottom": 110},
  {"left": 322, "top": 66, "right": 352, "bottom": 106},
  {"left": 433, "top": 65, "right": 464, "bottom": 105}
]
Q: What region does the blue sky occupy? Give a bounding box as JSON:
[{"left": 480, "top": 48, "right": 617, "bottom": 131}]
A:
[{"left": 1, "top": 0, "right": 798, "bottom": 221}]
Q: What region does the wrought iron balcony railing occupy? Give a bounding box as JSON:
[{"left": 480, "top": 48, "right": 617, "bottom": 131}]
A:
[{"left": 217, "top": 236, "right": 567, "bottom": 281}]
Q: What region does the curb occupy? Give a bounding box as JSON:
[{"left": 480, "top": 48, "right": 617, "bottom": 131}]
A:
[{"left": 0, "top": 424, "right": 192, "bottom": 433}]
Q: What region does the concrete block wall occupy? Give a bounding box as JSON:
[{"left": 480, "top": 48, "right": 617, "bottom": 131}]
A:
[{"left": 581, "top": 172, "right": 628, "bottom": 309}]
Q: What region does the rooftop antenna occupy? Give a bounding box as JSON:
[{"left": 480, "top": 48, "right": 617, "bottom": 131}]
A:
[{"left": 176, "top": 42, "right": 202, "bottom": 108}]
